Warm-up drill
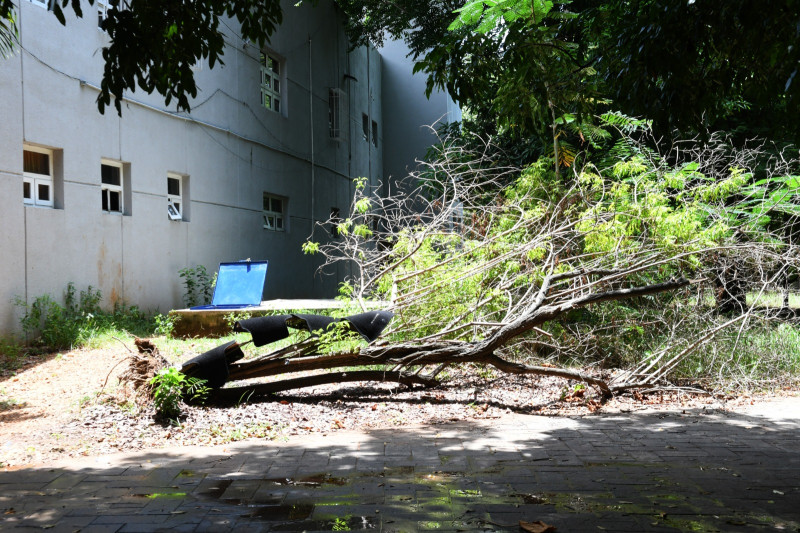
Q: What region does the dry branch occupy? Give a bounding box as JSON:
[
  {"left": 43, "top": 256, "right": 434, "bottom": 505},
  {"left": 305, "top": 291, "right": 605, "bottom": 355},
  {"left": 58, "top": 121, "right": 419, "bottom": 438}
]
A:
[{"left": 163, "top": 130, "right": 800, "bottom": 401}]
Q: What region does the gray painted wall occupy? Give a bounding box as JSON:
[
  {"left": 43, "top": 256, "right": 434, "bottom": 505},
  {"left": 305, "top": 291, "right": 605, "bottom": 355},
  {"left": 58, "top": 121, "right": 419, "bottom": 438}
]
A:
[
  {"left": 380, "top": 38, "right": 461, "bottom": 195},
  {"left": 0, "top": 0, "right": 391, "bottom": 336}
]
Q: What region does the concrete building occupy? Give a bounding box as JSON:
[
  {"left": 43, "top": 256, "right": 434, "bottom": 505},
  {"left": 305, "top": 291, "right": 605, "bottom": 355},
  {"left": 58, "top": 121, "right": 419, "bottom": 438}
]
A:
[{"left": 0, "top": 0, "right": 459, "bottom": 336}]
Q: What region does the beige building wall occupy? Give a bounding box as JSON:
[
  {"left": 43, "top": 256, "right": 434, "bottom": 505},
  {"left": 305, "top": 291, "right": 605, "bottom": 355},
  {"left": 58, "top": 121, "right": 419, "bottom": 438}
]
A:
[{"left": 0, "top": 0, "right": 387, "bottom": 336}]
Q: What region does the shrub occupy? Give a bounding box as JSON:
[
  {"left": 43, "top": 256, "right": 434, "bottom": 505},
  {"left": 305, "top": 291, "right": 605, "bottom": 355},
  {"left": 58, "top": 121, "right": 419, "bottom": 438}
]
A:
[
  {"left": 149, "top": 367, "right": 209, "bottom": 421},
  {"left": 179, "top": 265, "right": 214, "bottom": 308},
  {"left": 14, "top": 283, "right": 157, "bottom": 351}
]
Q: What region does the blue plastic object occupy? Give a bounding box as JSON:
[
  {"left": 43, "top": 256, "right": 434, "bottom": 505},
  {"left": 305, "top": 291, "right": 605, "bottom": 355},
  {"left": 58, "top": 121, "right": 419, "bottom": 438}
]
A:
[{"left": 190, "top": 260, "right": 268, "bottom": 310}]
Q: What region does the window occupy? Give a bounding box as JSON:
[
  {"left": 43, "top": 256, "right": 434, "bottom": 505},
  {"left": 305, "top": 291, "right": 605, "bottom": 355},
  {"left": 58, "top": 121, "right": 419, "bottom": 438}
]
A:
[
  {"left": 371, "top": 120, "right": 378, "bottom": 148},
  {"left": 329, "top": 89, "right": 344, "bottom": 140},
  {"left": 27, "top": 0, "right": 49, "bottom": 9},
  {"left": 260, "top": 53, "right": 282, "bottom": 113},
  {"left": 23, "top": 146, "right": 54, "bottom": 208},
  {"left": 263, "top": 193, "right": 285, "bottom": 231},
  {"left": 362, "top": 113, "right": 370, "bottom": 142},
  {"left": 101, "top": 161, "right": 124, "bottom": 214},
  {"left": 167, "top": 173, "right": 184, "bottom": 221},
  {"left": 97, "top": 0, "right": 109, "bottom": 28}
]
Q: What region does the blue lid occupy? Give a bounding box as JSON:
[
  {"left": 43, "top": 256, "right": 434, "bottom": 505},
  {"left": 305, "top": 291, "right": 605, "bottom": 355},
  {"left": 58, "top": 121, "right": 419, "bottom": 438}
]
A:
[{"left": 209, "top": 261, "right": 268, "bottom": 307}]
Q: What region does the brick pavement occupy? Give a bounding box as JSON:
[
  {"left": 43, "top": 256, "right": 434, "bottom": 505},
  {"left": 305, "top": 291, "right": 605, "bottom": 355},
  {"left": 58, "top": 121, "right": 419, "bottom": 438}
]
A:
[{"left": 1, "top": 398, "right": 799, "bottom": 532}]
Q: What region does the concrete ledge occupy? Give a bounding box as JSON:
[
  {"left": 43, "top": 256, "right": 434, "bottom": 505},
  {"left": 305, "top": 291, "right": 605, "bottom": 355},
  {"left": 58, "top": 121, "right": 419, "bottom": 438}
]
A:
[{"left": 168, "top": 299, "right": 355, "bottom": 338}]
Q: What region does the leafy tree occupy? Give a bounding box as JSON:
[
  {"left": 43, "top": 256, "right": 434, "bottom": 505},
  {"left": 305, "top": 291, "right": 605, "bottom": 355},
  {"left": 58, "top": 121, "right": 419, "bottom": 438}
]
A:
[
  {"left": 583, "top": 0, "right": 800, "bottom": 141},
  {"left": 339, "top": 0, "right": 800, "bottom": 144}
]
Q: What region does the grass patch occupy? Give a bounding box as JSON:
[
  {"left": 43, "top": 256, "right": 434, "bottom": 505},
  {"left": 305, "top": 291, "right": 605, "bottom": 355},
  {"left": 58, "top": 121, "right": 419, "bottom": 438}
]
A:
[
  {"left": 672, "top": 319, "right": 800, "bottom": 390},
  {"left": 747, "top": 291, "right": 800, "bottom": 309}
]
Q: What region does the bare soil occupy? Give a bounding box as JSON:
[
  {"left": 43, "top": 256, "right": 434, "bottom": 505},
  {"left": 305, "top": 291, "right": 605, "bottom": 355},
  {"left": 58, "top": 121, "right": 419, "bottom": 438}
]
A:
[{"left": 0, "top": 343, "right": 788, "bottom": 471}]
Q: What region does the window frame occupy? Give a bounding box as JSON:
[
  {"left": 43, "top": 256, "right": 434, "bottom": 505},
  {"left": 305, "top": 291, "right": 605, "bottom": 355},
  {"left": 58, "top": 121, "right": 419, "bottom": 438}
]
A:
[
  {"left": 362, "top": 113, "right": 370, "bottom": 142},
  {"left": 100, "top": 159, "right": 124, "bottom": 214},
  {"left": 27, "top": 0, "right": 50, "bottom": 9},
  {"left": 96, "top": 0, "right": 109, "bottom": 29},
  {"left": 260, "top": 52, "right": 283, "bottom": 114},
  {"left": 328, "top": 88, "right": 344, "bottom": 140},
  {"left": 167, "top": 173, "right": 184, "bottom": 221},
  {"left": 262, "top": 193, "right": 286, "bottom": 232},
  {"left": 23, "top": 145, "right": 54, "bottom": 208}
]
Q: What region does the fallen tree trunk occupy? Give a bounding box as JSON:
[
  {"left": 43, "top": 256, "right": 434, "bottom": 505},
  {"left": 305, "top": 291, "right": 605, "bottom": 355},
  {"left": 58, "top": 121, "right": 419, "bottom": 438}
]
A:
[{"left": 194, "top": 277, "right": 691, "bottom": 400}]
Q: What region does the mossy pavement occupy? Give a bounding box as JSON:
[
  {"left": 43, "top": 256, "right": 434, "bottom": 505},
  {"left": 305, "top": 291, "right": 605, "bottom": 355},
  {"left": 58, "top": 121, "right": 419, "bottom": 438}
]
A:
[{"left": 1, "top": 398, "right": 799, "bottom": 532}]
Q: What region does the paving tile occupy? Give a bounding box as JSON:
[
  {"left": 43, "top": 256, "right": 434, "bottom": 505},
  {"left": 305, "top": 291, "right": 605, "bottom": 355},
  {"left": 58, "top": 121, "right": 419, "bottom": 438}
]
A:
[{"left": 4, "top": 401, "right": 800, "bottom": 531}]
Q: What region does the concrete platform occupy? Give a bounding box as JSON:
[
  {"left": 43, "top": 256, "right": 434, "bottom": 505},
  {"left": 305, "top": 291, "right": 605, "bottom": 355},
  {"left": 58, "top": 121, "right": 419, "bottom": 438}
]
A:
[{"left": 168, "top": 299, "right": 352, "bottom": 338}]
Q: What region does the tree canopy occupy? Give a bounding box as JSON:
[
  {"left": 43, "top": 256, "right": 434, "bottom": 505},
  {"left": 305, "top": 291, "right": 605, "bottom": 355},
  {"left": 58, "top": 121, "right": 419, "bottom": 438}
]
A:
[{"left": 339, "top": 0, "right": 800, "bottom": 144}]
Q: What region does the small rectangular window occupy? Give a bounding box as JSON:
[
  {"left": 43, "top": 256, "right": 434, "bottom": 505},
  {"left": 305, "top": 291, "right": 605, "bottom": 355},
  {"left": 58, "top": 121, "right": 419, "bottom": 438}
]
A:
[
  {"left": 329, "top": 88, "right": 344, "bottom": 140},
  {"left": 23, "top": 146, "right": 54, "bottom": 208},
  {"left": 371, "top": 120, "right": 378, "bottom": 148},
  {"left": 362, "top": 113, "right": 370, "bottom": 142},
  {"left": 167, "top": 173, "right": 185, "bottom": 221},
  {"left": 263, "top": 193, "right": 286, "bottom": 232},
  {"left": 28, "top": 0, "right": 49, "bottom": 9},
  {"left": 101, "top": 161, "right": 124, "bottom": 214}
]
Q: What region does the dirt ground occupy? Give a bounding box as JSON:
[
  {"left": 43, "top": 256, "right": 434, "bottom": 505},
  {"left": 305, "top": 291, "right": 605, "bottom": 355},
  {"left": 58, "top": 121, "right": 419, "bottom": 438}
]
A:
[{"left": 0, "top": 343, "right": 787, "bottom": 471}]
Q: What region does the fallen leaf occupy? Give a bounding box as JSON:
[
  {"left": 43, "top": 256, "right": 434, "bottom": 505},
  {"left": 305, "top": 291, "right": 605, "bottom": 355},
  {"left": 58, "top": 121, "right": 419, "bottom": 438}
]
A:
[{"left": 519, "top": 520, "right": 556, "bottom": 532}]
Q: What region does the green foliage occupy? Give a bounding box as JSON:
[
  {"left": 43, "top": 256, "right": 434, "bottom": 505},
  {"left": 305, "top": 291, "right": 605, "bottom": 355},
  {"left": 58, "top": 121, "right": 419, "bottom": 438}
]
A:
[
  {"left": 0, "top": 0, "right": 16, "bottom": 59},
  {"left": 149, "top": 367, "right": 209, "bottom": 421},
  {"left": 302, "top": 241, "right": 320, "bottom": 255},
  {"left": 666, "top": 319, "right": 800, "bottom": 389},
  {"left": 315, "top": 321, "right": 367, "bottom": 355},
  {"left": 450, "top": 0, "right": 553, "bottom": 33},
  {"left": 0, "top": 337, "right": 25, "bottom": 373},
  {"left": 14, "top": 283, "right": 157, "bottom": 351},
  {"left": 340, "top": 0, "right": 800, "bottom": 145},
  {"left": 15, "top": 283, "right": 101, "bottom": 351},
  {"left": 179, "top": 265, "right": 215, "bottom": 308},
  {"left": 153, "top": 314, "right": 177, "bottom": 337},
  {"left": 224, "top": 311, "right": 252, "bottom": 330}
]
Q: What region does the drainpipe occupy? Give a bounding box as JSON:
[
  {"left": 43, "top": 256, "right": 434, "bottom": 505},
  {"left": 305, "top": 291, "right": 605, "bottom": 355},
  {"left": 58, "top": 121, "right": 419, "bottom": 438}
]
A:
[{"left": 309, "top": 34, "right": 315, "bottom": 239}]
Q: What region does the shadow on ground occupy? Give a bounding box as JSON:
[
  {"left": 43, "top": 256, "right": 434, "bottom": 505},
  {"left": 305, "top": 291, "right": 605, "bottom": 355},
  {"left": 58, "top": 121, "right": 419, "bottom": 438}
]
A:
[{"left": 1, "top": 404, "right": 799, "bottom": 532}]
